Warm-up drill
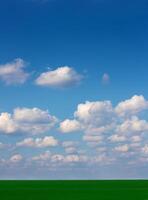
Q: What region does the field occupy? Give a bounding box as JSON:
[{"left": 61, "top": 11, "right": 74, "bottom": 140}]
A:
[{"left": 0, "top": 180, "right": 148, "bottom": 200}]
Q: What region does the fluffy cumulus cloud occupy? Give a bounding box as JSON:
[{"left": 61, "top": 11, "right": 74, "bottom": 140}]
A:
[
  {"left": 35, "top": 66, "right": 83, "bottom": 88},
  {"left": 0, "top": 107, "right": 57, "bottom": 134},
  {"left": 16, "top": 136, "right": 58, "bottom": 148},
  {"left": 58, "top": 95, "right": 148, "bottom": 166},
  {"left": 0, "top": 113, "right": 17, "bottom": 134},
  {"left": 115, "top": 95, "right": 148, "bottom": 117},
  {"left": 1, "top": 95, "right": 148, "bottom": 175},
  {"left": 115, "top": 116, "right": 148, "bottom": 135},
  {"left": 74, "top": 100, "right": 114, "bottom": 124},
  {"left": 0, "top": 58, "right": 29, "bottom": 85},
  {"left": 60, "top": 100, "right": 115, "bottom": 134},
  {"left": 60, "top": 119, "right": 81, "bottom": 133},
  {"left": 60, "top": 95, "right": 148, "bottom": 135}
]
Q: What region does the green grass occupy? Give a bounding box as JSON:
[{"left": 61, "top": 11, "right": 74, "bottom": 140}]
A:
[{"left": 0, "top": 180, "right": 148, "bottom": 200}]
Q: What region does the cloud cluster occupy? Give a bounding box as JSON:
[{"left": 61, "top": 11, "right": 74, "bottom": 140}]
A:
[
  {"left": 16, "top": 136, "right": 58, "bottom": 148},
  {"left": 0, "top": 107, "right": 57, "bottom": 134},
  {"left": 59, "top": 100, "right": 115, "bottom": 134},
  {"left": 60, "top": 95, "right": 148, "bottom": 136},
  {"left": 1, "top": 95, "right": 148, "bottom": 174},
  {"left": 115, "top": 95, "right": 148, "bottom": 117},
  {"left": 59, "top": 95, "right": 148, "bottom": 161},
  {"left": 32, "top": 153, "right": 88, "bottom": 164},
  {"left": 0, "top": 59, "right": 84, "bottom": 89}
]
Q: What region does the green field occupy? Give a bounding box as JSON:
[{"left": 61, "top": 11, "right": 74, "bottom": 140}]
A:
[{"left": 0, "top": 180, "right": 148, "bottom": 200}]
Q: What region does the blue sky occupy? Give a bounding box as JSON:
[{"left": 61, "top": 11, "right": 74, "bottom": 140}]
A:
[{"left": 0, "top": 0, "right": 148, "bottom": 179}]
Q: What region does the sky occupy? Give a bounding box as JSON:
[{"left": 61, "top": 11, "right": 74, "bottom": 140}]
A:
[{"left": 0, "top": 0, "right": 148, "bottom": 179}]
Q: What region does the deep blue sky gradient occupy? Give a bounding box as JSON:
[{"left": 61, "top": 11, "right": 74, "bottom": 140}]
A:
[{"left": 0, "top": 0, "right": 148, "bottom": 115}]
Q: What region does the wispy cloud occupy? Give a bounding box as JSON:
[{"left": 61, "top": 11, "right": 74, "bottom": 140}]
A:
[
  {"left": 102, "top": 73, "right": 110, "bottom": 85},
  {"left": 0, "top": 58, "right": 30, "bottom": 85}
]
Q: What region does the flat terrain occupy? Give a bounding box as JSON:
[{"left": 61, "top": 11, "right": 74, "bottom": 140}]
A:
[{"left": 0, "top": 180, "right": 148, "bottom": 200}]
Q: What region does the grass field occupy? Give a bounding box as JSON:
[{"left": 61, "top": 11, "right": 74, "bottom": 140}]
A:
[{"left": 0, "top": 180, "right": 148, "bottom": 200}]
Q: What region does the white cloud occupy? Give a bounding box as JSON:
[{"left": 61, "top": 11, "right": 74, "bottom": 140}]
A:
[
  {"left": 74, "top": 100, "right": 114, "bottom": 126},
  {"left": 13, "top": 107, "right": 54, "bottom": 123},
  {"left": 64, "top": 154, "right": 80, "bottom": 163},
  {"left": 130, "top": 142, "right": 141, "bottom": 148},
  {"left": 62, "top": 141, "right": 79, "bottom": 154},
  {"left": 32, "top": 151, "right": 51, "bottom": 161},
  {"left": 1, "top": 95, "right": 148, "bottom": 170},
  {"left": 60, "top": 101, "right": 115, "bottom": 138},
  {"left": 0, "top": 113, "right": 18, "bottom": 134},
  {"left": 60, "top": 100, "right": 114, "bottom": 134},
  {"left": 141, "top": 145, "right": 148, "bottom": 154},
  {"left": 58, "top": 95, "right": 148, "bottom": 165},
  {"left": 32, "top": 153, "right": 88, "bottom": 164},
  {"left": 60, "top": 96, "right": 148, "bottom": 140},
  {"left": 0, "top": 58, "right": 29, "bottom": 85},
  {"left": 59, "top": 119, "right": 81, "bottom": 133},
  {"left": 2, "top": 86, "right": 147, "bottom": 174},
  {"left": 74, "top": 101, "right": 113, "bottom": 124},
  {"left": 35, "top": 66, "right": 83, "bottom": 88},
  {"left": 92, "top": 153, "right": 115, "bottom": 165},
  {"left": 16, "top": 136, "right": 58, "bottom": 148},
  {"left": 0, "top": 107, "right": 57, "bottom": 134},
  {"left": 62, "top": 141, "right": 79, "bottom": 148},
  {"left": 51, "top": 154, "right": 65, "bottom": 163},
  {"left": 114, "top": 144, "right": 129, "bottom": 152},
  {"left": 116, "top": 116, "right": 148, "bottom": 135},
  {"left": 83, "top": 135, "right": 103, "bottom": 143},
  {"left": 108, "top": 134, "right": 126, "bottom": 142},
  {"left": 130, "top": 136, "right": 142, "bottom": 143},
  {"left": 65, "top": 147, "right": 77, "bottom": 154},
  {"left": 58, "top": 95, "right": 148, "bottom": 166},
  {"left": 115, "top": 95, "right": 148, "bottom": 117},
  {"left": 9, "top": 154, "right": 23, "bottom": 163}
]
